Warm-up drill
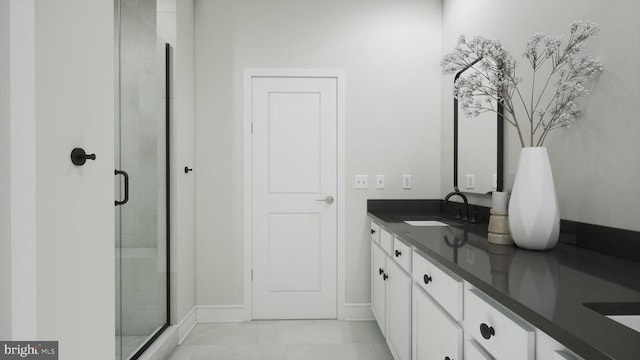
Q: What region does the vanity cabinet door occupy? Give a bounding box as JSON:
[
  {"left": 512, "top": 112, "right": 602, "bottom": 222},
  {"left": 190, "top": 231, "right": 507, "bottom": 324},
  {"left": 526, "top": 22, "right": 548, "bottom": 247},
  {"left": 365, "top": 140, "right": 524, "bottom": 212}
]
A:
[
  {"left": 387, "top": 258, "right": 412, "bottom": 360},
  {"left": 371, "top": 240, "right": 387, "bottom": 337},
  {"left": 413, "top": 284, "right": 462, "bottom": 360}
]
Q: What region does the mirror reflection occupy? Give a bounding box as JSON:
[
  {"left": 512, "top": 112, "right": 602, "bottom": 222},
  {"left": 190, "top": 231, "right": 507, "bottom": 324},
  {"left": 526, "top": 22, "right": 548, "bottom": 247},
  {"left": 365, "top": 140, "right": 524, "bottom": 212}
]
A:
[{"left": 453, "top": 58, "right": 503, "bottom": 194}]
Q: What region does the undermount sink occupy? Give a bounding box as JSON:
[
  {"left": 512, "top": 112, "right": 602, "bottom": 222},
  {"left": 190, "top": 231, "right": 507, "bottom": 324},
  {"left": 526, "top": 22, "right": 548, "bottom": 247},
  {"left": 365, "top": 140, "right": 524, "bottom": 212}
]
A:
[
  {"left": 404, "top": 220, "right": 450, "bottom": 227},
  {"left": 584, "top": 302, "right": 640, "bottom": 333}
]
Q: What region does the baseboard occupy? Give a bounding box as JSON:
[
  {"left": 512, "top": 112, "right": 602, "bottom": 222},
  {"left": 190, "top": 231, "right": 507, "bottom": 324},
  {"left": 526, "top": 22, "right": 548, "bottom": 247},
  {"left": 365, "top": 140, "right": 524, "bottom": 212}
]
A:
[
  {"left": 136, "top": 325, "right": 178, "bottom": 360},
  {"left": 343, "top": 303, "right": 374, "bottom": 320},
  {"left": 177, "top": 306, "right": 197, "bottom": 344},
  {"left": 197, "top": 304, "right": 248, "bottom": 323}
]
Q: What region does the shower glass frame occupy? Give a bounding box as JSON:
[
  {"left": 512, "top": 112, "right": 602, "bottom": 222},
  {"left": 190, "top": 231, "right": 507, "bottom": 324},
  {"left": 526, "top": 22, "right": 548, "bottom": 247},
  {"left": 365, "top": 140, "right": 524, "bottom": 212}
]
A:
[{"left": 115, "top": 1, "right": 170, "bottom": 359}]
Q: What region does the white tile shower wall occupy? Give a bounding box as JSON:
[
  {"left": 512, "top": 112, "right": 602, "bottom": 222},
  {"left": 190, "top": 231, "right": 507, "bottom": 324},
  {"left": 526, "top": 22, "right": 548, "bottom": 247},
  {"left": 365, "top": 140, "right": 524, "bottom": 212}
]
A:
[{"left": 120, "top": 0, "right": 164, "bottom": 249}]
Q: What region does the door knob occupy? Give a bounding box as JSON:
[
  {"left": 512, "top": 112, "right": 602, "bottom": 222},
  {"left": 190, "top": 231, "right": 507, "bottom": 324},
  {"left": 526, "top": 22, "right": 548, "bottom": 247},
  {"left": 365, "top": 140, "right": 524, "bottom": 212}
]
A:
[{"left": 316, "top": 196, "right": 334, "bottom": 205}]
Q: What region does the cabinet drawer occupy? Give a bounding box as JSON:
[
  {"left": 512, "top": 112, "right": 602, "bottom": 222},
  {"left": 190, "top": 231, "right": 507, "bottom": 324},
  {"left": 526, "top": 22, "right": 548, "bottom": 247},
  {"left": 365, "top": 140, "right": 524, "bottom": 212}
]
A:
[
  {"left": 370, "top": 221, "right": 380, "bottom": 244},
  {"left": 412, "top": 251, "right": 463, "bottom": 321},
  {"left": 465, "top": 339, "right": 494, "bottom": 360},
  {"left": 380, "top": 228, "right": 393, "bottom": 255},
  {"left": 393, "top": 237, "right": 411, "bottom": 272},
  {"left": 464, "top": 287, "right": 535, "bottom": 360}
]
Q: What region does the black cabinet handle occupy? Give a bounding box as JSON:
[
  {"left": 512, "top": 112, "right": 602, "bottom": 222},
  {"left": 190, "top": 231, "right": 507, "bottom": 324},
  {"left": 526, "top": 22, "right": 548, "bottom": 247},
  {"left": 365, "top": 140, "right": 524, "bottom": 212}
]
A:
[
  {"left": 71, "top": 148, "right": 96, "bottom": 166},
  {"left": 445, "top": 357, "right": 452, "bottom": 360},
  {"left": 115, "top": 169, "right": 129, "bottom": 206},
  {"left": 379, "top": 268, "right": 384, "bottom": 275},
  {"left": 371, "top": 229, "right": 376, "bottom": 234},
  {"left": 382, "top": 273, "right": 388, "bottom": 281},
  {"left": 423, "top": 274, "right": 432, "bottom": 284},
  {"left": 395, "top": 249, "right": 402, "bottom": 257},
  {"left": 184, "top": 166, "right": 193, "bottom": 174},
  {"left": 480, "top": 323, "right": 495, "bottom": 340}
]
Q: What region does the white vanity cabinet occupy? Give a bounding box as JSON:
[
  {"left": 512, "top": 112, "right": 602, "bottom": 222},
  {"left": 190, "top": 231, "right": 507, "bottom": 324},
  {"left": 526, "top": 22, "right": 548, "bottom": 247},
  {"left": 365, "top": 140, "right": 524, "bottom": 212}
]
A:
[
  {"left": 412, "top": 250, "right": 463, "bottom": 360},
  {"left": 369, "top": 217, "right": 583, "bottom": 360},
  {"left": 387, "top": 254, "right": 412, "bottom": 360},
  {"left": 464, "top": 286, "right": 535, "bottom": 360},
  {"left": 413, "top": 284, "right": 462, "bottom": 360},
  {"left": 370, "top": 222, "right": 412, "bottom": 360},
  {"left": 371, "top": 221, "right": 380, "bottom": 243},
  {"left": 371, "top": 239, "right": 387, "bottom": 336}
]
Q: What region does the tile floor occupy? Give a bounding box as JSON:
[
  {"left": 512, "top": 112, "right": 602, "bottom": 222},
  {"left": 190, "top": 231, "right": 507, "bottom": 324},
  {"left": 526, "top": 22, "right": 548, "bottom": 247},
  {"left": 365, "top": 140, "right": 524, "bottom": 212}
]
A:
[{"left": 166, "top": 320, "right": 393, "bottom": 360}]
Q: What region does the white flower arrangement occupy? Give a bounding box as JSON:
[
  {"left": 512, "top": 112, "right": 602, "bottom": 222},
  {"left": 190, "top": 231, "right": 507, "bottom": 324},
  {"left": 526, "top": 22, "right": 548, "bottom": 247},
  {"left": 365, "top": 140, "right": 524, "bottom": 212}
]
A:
[{"left": 441, "top": 21, "right": 603, "bottom": 147}]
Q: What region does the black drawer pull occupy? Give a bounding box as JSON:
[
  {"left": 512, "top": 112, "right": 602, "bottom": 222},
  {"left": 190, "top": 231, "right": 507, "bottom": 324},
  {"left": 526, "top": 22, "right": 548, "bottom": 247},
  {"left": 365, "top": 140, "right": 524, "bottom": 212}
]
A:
[
  {"left": 480, "top": 323, "right": 495, "bottom": 339},
  {"left": 423, "top": 274, "right": 432, "bottom": 284},
  {"left": 382, "top": 273, "right": 388, "bottom": 281},
  {"left": 395, "top": 249, "right": 402, "bottom": 257},
  {"left": 371, "top": 229, "right": 376, "bottom": 234},
  {"left": 445, "top": 357, "right": 453, "bottom": 360},
  {"left": 379, "top": 268, "right": 384, "bottom": 275}
]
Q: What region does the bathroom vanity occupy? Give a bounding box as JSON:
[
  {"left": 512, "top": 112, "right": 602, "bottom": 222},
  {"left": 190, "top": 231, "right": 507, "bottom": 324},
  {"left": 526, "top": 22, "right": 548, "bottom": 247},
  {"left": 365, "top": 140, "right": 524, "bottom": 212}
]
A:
[{"left": 368, "top": 200, "right": 640, "bottom": 360}]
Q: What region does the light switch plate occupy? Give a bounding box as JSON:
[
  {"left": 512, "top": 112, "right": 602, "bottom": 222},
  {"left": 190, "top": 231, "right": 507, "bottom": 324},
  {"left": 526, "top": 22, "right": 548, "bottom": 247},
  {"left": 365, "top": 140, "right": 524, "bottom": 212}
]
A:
[
  {"left": 402, "top": 175, "right": 412, "bottom": 189},
  {"left": 465, "top": 174, "right": 475, "bottom": 189},
  {"left": 376, "top": 175, "right": 384, "bottom": 189},
  {"left": 354, "top": 175, "right": 368, "bottom": 189}
]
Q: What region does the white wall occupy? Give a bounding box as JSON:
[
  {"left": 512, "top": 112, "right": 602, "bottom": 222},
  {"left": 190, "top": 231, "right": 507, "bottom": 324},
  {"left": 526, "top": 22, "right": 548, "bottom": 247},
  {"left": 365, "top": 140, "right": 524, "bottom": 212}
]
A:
[
  {"left": 194, "top": 0, "right": 442, "bottom": 307},
  {"left": 441, "top": 0, "right": 640, "bottom": 231},
  {"left": 33, "top": 0, "right": 115, "bottom": 358},
  {"left": 8, "top": 0, "right": 37, "bottom": 340},
  {"left": 171, "top": 0, "right": 197, "bottom": 325},
  {"left": 0, "top": 0, "right": 10, "bottom": 341}
]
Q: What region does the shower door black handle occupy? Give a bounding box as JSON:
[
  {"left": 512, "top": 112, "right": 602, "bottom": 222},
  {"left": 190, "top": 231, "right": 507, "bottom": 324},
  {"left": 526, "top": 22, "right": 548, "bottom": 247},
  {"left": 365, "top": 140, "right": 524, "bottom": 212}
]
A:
[{"left": 115, "top": 169, "right": 129, "bottom": 206}]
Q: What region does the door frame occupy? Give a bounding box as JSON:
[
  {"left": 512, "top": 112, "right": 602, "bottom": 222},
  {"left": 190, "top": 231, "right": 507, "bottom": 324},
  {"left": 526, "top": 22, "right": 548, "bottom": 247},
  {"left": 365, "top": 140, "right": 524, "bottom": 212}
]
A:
[{"left": 243, "top": 68, "right": 346, "bottom": 320}]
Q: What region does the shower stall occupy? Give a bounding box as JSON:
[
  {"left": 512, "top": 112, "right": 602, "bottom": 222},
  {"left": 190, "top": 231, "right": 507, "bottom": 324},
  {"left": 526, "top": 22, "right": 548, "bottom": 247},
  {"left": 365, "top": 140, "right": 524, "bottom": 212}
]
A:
[{"left": 115, "top": 1, "right": 170, "bottom": 359}]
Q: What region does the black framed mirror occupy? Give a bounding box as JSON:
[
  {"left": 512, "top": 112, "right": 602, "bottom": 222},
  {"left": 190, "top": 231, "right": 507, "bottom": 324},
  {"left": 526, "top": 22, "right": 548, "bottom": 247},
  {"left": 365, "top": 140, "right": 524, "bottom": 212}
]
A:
[{"left": 452, "top": 58, "right": 504, "bottom": 194}]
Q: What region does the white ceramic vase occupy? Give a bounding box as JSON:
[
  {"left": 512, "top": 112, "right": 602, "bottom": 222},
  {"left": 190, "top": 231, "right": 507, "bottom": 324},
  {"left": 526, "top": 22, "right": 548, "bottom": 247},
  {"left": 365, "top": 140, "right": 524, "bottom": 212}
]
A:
[{"left": 508, "top": 147, "right": 560, "bottom": 250}]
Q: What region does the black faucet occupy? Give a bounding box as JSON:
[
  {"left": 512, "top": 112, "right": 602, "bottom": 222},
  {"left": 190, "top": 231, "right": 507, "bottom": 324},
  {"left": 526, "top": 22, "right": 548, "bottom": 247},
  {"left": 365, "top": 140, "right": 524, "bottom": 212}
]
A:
[{"left": 444, "top": 190, "right": 470, "bottom": 222}]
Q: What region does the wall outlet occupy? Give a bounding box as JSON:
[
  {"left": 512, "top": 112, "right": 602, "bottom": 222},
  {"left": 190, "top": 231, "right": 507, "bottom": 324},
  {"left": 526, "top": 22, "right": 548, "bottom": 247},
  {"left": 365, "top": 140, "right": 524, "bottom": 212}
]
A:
[
  {"left": 354, "top": 175, "right": 368, "bottom": 189},
  {"left": 376, "top": 175, "right": 385, "bottom": 189},
  {"left": 402, "top": 175, "right": 412, "bottom": 189},
  {"left": 465, "top": 174, "right": 475, "bottom": 189}
]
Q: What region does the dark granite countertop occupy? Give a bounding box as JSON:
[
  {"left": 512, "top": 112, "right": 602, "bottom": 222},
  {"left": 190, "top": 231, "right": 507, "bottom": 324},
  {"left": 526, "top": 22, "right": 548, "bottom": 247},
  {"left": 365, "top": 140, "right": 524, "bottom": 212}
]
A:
[{"left": 368, "top": 206, "right": 640, "bottom": 360}]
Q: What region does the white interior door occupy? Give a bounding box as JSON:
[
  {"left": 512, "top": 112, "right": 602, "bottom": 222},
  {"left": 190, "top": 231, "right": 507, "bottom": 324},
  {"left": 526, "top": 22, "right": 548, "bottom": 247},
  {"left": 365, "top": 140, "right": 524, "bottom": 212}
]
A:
[{"left": 251, "top": 76, "right": 337, "bottom": 319}]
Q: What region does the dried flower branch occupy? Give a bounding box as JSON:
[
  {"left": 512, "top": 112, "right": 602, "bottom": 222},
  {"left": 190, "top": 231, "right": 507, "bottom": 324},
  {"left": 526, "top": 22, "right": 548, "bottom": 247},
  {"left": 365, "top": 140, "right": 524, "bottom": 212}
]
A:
[{"left": 441, "top": 21, "right": 603, "bottom": 147}]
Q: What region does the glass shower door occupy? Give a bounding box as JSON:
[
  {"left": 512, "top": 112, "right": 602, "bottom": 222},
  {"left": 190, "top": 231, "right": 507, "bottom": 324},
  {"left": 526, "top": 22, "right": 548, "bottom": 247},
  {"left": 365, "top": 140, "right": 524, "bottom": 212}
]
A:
[{"left": 115, "top": 0, "right": 169, "bottom": 359}]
